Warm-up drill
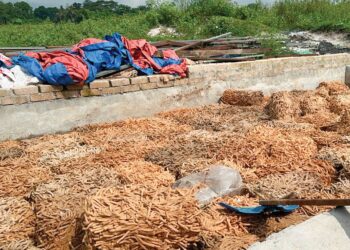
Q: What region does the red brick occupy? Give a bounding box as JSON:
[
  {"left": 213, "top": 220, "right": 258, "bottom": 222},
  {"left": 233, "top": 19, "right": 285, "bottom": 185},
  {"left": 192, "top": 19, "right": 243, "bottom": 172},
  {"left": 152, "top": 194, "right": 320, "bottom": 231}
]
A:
[
  {"left": 110, "top": 78, "right": 130, "bottom": 87},
  {"left": 121, "top": 84, "right": 140, "bottom": 93},
  {"left": 90, "top": 80, "right": 110, "bottom": 89},
  {"left": 130, "top": 76, "right": 148, "bottom": 85},
  {"left": 80, "top": 88, "right": 103, "bottom": 96},
  {"left": 65, "top": 84, "right": 85, "bottom": 91},
  {"left": 55, "top": 90, "right": 80, "bottom": 99},
  {"left": 0, "top": 88, "right": 13, "bottom": 97},
  {"left": 157, "top": 80, "right": 174, "bottom": 88},
  {"left": 174, "top": 78, "right": 189, "bottom": 86},
  {"left": 147, "top": 75, "right": 162, "bottom": 83},
  {"left": 1, "top": 95, "right": 29, "bottom": 105},
  {"left": 13, "top": 86, "right": 38, "bottom": 95},
  {"left": 30, "top": 92, "right": 56, "bottom": 102},
  {"left": 101, "top": 87, "right": 122, "bottom": 95},
  {"left": 140, "top": 82, "right": 158, "bottom": 90},
  {"left": 38, "top": 84, "right": 63, "bottom": 93}
]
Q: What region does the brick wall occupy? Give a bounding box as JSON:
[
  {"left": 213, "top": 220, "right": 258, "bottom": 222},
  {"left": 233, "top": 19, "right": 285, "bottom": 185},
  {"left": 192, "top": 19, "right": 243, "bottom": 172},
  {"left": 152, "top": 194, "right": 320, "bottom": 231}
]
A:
[
  {"left": 1, "top": 53, "right": 350, "bottom": 106},
  {"left": 0, "top": 74, "right": 188, "bottom": 106}
]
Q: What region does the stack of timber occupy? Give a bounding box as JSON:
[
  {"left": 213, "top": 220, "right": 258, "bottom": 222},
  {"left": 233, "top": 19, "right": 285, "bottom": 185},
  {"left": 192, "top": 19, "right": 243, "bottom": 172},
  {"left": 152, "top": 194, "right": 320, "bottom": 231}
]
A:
[{"left": 153, "top": 33, "right": 268, "bottom": 62}]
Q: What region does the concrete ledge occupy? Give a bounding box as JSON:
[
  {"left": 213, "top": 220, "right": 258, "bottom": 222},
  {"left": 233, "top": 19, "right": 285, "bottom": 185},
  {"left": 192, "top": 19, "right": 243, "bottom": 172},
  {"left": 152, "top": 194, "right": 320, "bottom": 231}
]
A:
[{"left": 249, "top": 206, "right": 350, "bottom": 250}]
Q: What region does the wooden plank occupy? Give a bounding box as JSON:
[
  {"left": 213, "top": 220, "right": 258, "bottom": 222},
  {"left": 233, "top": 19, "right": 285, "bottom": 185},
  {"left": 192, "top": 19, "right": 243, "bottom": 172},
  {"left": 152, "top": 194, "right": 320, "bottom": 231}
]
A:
[
  {"left": 174, "top": 32, "right": 232, "bottom": 52},
  {"left": 176, "top": 48, "right": 270, "bottom": 58},
  {"left": 260, "top": 199, "right": 350, "bottom": 206}
]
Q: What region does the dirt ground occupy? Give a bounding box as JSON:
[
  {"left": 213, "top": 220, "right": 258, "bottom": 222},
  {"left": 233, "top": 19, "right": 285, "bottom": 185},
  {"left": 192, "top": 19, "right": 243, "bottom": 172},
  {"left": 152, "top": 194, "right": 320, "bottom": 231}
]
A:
[{"left": 1, "top": 81, "right": 350, "bottom": 250}]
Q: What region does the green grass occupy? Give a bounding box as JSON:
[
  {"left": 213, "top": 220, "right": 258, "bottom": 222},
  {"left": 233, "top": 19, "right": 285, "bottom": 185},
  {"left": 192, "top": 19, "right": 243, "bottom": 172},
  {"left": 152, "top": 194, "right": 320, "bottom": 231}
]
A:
[{"left": 0, "top": 0, "right": 349, "bottom": 52}]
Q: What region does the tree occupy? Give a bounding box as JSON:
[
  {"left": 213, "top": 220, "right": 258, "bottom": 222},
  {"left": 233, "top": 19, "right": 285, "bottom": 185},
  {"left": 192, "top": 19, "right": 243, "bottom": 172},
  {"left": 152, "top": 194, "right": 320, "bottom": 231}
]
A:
[
  {"left": 174, "top": 0, "right": 193, "bottom": 10},
  {"left": 54, "top": 6, "right": 88, "bottom": 23},
  {"left": 34, "top": 6, "right": 59, "bottom": 21},
  {"left": 13, "top": 1, "right": 33, "bottom": 19}
]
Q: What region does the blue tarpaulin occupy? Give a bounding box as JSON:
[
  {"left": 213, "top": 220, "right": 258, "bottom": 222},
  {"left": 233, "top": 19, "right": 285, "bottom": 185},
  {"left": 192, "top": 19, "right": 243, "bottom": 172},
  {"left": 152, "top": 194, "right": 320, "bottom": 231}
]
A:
[
  {"left": 219, "top": 202, "right": 299, "bottom": 215},
  {"left": 5, "top": 32, "right": 187, "bottom": 86}
]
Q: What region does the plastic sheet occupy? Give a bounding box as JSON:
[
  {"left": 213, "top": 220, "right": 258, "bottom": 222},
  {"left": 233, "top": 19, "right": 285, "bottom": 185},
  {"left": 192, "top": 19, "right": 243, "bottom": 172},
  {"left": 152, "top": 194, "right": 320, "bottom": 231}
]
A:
[{"left": 173, "top": 165, "right": 243, "bottom": 204}]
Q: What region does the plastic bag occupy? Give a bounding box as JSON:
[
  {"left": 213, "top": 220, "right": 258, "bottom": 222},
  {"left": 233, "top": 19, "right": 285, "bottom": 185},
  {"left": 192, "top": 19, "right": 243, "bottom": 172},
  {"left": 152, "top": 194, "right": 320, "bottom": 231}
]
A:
[{"left": 173, "top": 165, "right": 243, "bottom": 204}]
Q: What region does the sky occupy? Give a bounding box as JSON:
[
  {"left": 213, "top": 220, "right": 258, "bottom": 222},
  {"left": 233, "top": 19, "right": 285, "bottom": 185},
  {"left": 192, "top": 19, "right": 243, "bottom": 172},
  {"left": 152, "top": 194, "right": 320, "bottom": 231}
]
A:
[{"left": 4, "top": 0, "right": 270, "bottom": 8}]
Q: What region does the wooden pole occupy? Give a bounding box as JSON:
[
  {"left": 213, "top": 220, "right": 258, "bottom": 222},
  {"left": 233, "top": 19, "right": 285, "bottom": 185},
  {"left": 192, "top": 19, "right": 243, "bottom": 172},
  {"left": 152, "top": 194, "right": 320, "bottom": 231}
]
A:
[
  {"left": 174, "top": 32, "right": 232, "bottom": 52},
  {"left": 260, "top": 199, "right": 350, "bottom": 206}
]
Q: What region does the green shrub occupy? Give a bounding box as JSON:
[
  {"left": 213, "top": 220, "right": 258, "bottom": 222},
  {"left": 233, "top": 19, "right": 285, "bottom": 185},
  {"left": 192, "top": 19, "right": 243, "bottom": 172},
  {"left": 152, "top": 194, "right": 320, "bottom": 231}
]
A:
[{"left": 204, "top": 16, "right": 273, "bottom": 36}]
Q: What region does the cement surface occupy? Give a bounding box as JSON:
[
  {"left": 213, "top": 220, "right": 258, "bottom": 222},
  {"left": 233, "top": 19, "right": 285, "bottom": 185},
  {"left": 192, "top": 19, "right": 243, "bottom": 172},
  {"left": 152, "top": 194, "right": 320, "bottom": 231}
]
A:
[{"left": 249, "top": 206, "right": 350, "bottom": 250}]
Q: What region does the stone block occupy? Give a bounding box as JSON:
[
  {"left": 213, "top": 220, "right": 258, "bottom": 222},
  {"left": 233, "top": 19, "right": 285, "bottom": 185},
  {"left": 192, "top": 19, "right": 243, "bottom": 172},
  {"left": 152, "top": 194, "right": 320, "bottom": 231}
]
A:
[
  {"left": 30, "top": 92, "right": 56, "bottom": 102},
  {"left": 13, "top": 86, "right": 38, "bottom": 95},
  {"left": 1, "top": 95, "right": 29, "bottom": 105},
  {"left": 38, "top": 84, "right": 63, "bottom": 93},
  {"left": 121, "top": 84, "right": 140, "bottom": 93},
  {"left": 110, "top": 78, "right": 130, "bottom": 87},
  {"left": 130, "top": 76, "right": 148, "bottom": 85},
  {"left": 90, "top": 80, "right": 110, "bottom": 89},
  {"left": 0, "top": 88, "right": 13, "bottom": 97}
]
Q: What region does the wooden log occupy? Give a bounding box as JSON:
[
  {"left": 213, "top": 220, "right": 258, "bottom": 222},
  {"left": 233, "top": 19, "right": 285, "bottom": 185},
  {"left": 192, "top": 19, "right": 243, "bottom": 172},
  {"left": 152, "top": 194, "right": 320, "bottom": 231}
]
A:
[{"left": 260, "top": 199, "right": 350, "bottom": 206}]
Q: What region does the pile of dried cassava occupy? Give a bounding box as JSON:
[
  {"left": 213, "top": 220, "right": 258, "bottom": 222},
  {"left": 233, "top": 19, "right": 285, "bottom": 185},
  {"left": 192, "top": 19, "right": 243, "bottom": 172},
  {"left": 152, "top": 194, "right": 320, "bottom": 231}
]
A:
[
  {"left": 84, "top": 185, "right": 253, "bottom": 250},
  {"left": 31, "top": 168, "right": 121, "bottom": 249},
  {"left": 1, "top": 81, "right": 350, "bottom": 249},
  {"left": 221, "top": 90, "right": 264, "bottom": 106},
  {"left": 246, "top": 172, "right": 323, "bottom": 199},
  {"left": 0, "top": 197, "right": 35, "bottom": 249}
]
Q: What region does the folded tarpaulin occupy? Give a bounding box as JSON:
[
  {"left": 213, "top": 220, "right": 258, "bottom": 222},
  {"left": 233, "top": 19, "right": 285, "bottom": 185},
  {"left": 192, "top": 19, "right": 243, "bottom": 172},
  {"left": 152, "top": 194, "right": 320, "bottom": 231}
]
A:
[
  {"left": 219, "top": 202, "right": 299, "bottom": 215},
  {"left": 72, "top": 35, "right": 133, "bottom": 82},
  {"left": 12, "top": 51, "right": 89, "bottom": 85},
  {"left": 121, "top": 35, "right": 187, "bottom": 77},
  {"left": 0, "top": 53, "right": 12, "bottom": 68},
  {"left": 7, "top": 32, "right": 188, "bottom": 86}
]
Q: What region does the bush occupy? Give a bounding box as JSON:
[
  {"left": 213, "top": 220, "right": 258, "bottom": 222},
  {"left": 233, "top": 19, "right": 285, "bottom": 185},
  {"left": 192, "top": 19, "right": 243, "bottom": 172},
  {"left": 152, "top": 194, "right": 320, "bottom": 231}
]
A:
[
  {"left": 204, "top": 16, "right": 273, "bottom": 36},
  {"left": 188, "top": 0, "right": 236, "bottom": 18}
]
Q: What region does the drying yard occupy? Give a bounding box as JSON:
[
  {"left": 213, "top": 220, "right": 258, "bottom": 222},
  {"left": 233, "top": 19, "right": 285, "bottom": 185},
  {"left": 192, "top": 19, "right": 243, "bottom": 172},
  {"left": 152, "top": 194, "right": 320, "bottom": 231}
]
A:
[{"left": 1, "top": 80, "right": 350, "bottom": 249}]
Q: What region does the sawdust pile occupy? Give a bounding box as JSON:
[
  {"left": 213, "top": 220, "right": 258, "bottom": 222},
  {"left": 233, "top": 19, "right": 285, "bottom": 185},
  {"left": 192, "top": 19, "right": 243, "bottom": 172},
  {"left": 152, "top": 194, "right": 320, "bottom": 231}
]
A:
[
  {"left": 0, "top": 197, "right": 35, "bottom": 249},
  {"left": 221, "top": 90, "right": 264, "bottom": 106},
  {"left": 84, "top": 186, "right": 253, "bottom": 250}
]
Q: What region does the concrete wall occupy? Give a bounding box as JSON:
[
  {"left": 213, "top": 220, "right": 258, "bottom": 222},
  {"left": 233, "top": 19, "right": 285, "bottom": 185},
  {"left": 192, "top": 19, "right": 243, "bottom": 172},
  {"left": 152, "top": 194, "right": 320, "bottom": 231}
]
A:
[
  {"left": 249, "top": 206, "right": 350, "bottom": 250},
  {"left": 189, "top": 53, "right": 350, "bottom": 93},
  {"left": 1, "top": 53, "right": 350, "bottom": 141}
]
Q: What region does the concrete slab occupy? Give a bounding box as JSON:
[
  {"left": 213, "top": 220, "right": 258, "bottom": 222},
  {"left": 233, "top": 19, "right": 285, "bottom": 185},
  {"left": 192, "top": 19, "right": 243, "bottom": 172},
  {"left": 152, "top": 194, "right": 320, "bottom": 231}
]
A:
[{"left": 249, "top": 206, "right": 350, "bottom": 250}]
